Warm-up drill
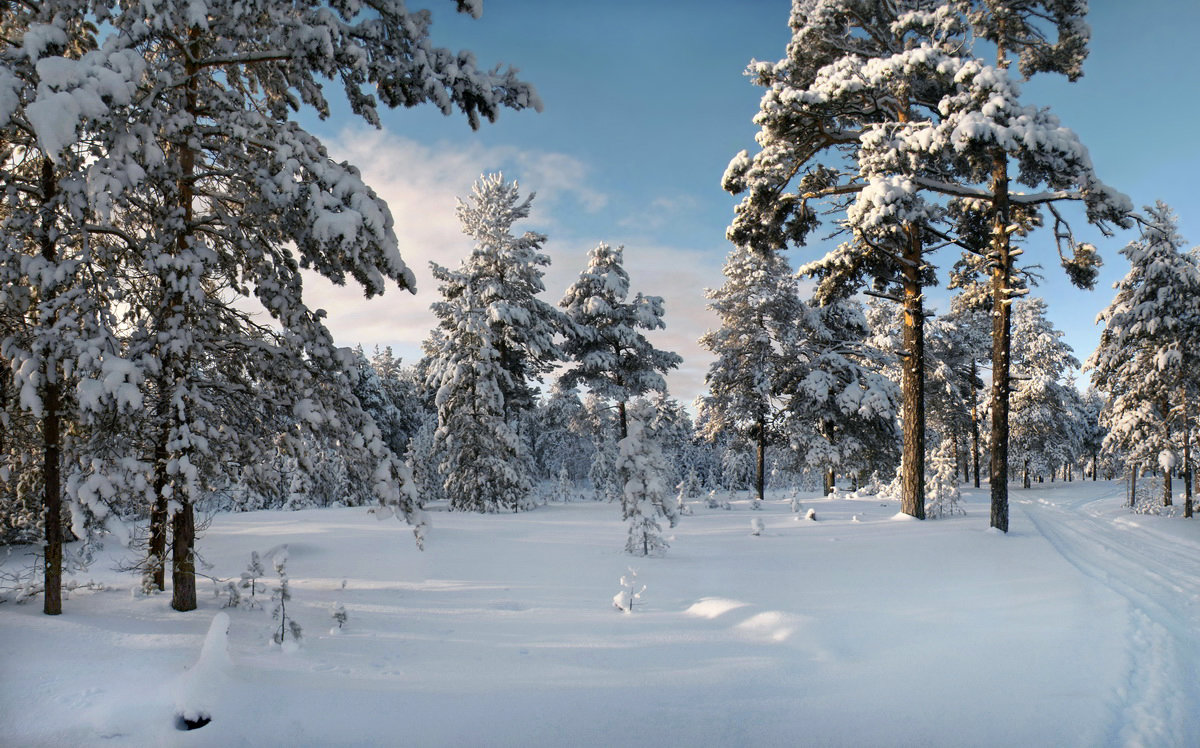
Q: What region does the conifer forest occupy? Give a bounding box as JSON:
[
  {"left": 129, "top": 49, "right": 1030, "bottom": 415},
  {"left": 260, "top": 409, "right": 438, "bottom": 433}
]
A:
[{"left": 2, "top": 2, "right": 1198, "bottom": 745}]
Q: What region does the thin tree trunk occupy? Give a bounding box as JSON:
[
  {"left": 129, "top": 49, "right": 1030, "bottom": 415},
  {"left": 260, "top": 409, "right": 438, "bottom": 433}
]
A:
[
  {"left": 38, "top": 158, "right": 63, "bottom": 616},
  {"left": 618, "top": 400, "right": 628, "bottom": 442},
  {"left": 755, "top": 415, "right": 765, "bottom": 503},
  {"left": 972, "top": 359, "right": 981, "bottom": 488},
  {"left": 1162, "top": 395, "right": 1174, "bottom": 507},
  {"left": 1129, "top": 464, "right": 1137, "bottom": 508},
  {"left": 823, "top": 468, "right": 834, "bottom": 497},
  {"left": 148, "top": 389, "right": 170, "bottom": 591},
  {"left": 900, "top": 222, "right": 926, "bottom": 519},
  {"left": 1184, "top": 388, "right": 1193, "bottom": 519},
  {"left": 1022, "top": 458, "right": 1030, "bottom": 489},
  {"left": 1092, "top": 449, "right": 1098, "bottom": 481}
]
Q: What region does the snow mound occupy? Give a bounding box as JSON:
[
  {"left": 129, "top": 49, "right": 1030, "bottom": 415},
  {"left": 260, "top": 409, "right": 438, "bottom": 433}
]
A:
[
  {"left": 684, "top": 597, "right": 749, "bottom": 619},
  {"left": 173, "top": 612, "right": 234, "bottom": 727},
  {"left": 890, "top": 512, "right": 917, "bottom": 522}
]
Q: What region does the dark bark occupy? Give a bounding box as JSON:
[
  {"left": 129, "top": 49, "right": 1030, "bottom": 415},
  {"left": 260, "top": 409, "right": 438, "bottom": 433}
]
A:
[
  {"left": 1092, "top": 450, "right": 1098, "bottom": 481},
  {"left": 823, "top": 468, "right": 834, "bottom": 497},
  {"left": 988, "top": 150, "right": 1013, "bottom": 533},
  {"left": 148, "top": 388, "right": 170, "bottom": 590},
  {"left": 618, "top": 400, "right": 628, "bottom": 442},
  {"left": 170, "top": 501, "right": 196, "bottom": 611},
  {"left": 900, "top": 223, "right": 926, "bottom": 519},
  {"left": 39, "top": 158, "right": 63, "bottom": 616},
  {"left": 1129, "top": 464, "right": 1137, "bottom": 508},
  {"left": 972, "top": 359, "right": 981, "bottom": 488},
  {"left": 1022, "top": 458, "right": 1030, "bottom": 489},
  {"left": 168, "top": 38, "right": 200, "bottom": 612}
]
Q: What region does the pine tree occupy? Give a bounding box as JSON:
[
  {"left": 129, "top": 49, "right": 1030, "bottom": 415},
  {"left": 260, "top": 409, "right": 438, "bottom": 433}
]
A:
[
  {"left": 1008, "top": 298, "right": 1081, "bottom": 487},
  {"left": 725, "top": 0, "right": 1130, "bottom": 530},
  {"left": 0, "top": 3, "right": 145, "bottom": 614},
  {"left": 616, "top": 401, "right": 677, "bottom": 556},
  {"left": 700, "top": 244, "right": 802, "bottom": 502},
  {"left": 1088, "top": 203, "right": 1200, "bottom": 509},
  {"left": 425, "top": 175, "right": 561, "bottom": 512},
  {"left": 560, "top": 242, "right": 682, "bottom": 440},
  {"left": 86, "top": 2, "right": 537, "bottom": 609}
]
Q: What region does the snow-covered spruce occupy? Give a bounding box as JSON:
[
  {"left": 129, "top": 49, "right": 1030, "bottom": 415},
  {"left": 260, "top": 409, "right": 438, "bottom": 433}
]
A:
[
  {"left": 612, "top": 567, "right": 645, "bottom": 613},
  {"left": 426, "top": 175, "right": 562, "bottom": 512},
  {"left": 616, "top": 401, "right": 679, "bottom": 556}
]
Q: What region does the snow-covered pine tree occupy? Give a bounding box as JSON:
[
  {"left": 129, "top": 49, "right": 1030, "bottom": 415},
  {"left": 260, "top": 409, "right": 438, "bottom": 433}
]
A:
[
  {"left": 1008, "top": 298, "right": 1081, "bottom": 487},
  {"left": 425, "top": 175, "right": 561, "bottom": 512},
  {"left": 560, "top": 242, "right": 682, "bottom": 441},
  {"left": 930, "top": 1, "right": 1131, "bottom": 531},
  {"left": 724, "top": 2, "right": 970, "bottom": 519},
  {"left": 700, "top": 244, "right": 802, "bottom": 502},
  {"left": 1087, "top": 203, "right": 1200, "bottom": 511},
  {"left": 725, "top": 0, "right": 1130, "bottom": 531},
  {"left": 617, "top": 400, "right": 678, "bottom": 556},
  {"left": 788, "top": 298, "right": 901, "bottom": 494},
  {"left": 0, "top": 4, "right": 147, "bottom": 614},
  {"left": 69, "top": 1, "right": 537, "bottom": 610}
]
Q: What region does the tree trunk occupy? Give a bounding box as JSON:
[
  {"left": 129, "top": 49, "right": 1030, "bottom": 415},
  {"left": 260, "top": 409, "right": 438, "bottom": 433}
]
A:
[
  {"left": 148, "top": 390, "right": 170, "bottom": 591},
  {"left": 823, "top": 468, "right": 834, "bottom": 497},
  {"left": 38, "top": 158, "right": 63, "bottom": 616},
  {"left": 755, "top": 416, "right": 765, "bottom": 503},
  {"left": 1162, "top": 395, "right": 1174, "bottom": 507},
  {"left": 972, "top": 360, "right": 981, "bottom": 488},
  {"left": 170, "top": 501, "right": 196, "bottom": 611},
  {"left": 618, "top": 400, "right": 628, "bottom": 442},
  {"left": 168, "top": 39, "right": 201, "bottom": 613},
  {"left": 1185, "top": 389, "right": 1193, "bottom": 519},
  {"left": 988, "top": 148, "right": 1013, "bottom": 533},
  {"left": 1092, "top": 450, "right": 1099, "bottom": 481},
  {"left": 1129, "top": 464, "right": 1137, "bottom": 508},
  {"left": 1022, "top": 458, "right": 1030, "bottom": 489},
  {"left": 900, "top": 223, "right": 926, "bottom": 519}
]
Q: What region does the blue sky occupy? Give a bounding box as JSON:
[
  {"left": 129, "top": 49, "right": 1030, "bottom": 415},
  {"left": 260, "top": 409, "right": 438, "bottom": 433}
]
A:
[{"left": 303, "top": 1, "right": 1200, "bottom": 404}]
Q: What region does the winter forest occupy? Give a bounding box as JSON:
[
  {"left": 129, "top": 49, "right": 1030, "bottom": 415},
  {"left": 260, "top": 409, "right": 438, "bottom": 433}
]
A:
[{"left": 3, "top": 1, "right": 1199, "bottom": 746}]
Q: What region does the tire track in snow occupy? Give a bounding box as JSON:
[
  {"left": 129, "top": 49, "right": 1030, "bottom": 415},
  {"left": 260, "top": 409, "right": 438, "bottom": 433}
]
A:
[{"left": 1018, "top": 489, "right": 1200, "bottom": 746}]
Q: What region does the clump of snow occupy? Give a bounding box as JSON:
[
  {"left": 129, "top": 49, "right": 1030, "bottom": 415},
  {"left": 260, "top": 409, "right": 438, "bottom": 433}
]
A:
[
  {"left": 751, "top": 518, "right": 765, "bottom": 536},
  {"left": 173, "top": 613, "right": 234, "bottom": 727}
]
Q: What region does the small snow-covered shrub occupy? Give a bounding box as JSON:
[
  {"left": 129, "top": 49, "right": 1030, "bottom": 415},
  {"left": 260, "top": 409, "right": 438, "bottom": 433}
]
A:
[
  {"left": 612, "top": 567, "right": 644, "bottom": 613},
  {"left": 750, "top": 518, "right": 764, "bottom": 536},
  {"left": 330, "top": 602, "right": 348, "bottom": 634},
  {"left": 270, "top": 550, "right": 301, "bottom": 649}
]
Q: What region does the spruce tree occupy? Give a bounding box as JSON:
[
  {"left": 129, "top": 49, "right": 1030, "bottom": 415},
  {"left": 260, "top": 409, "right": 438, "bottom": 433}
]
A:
[
  {"left": 1087, "top": 203, "right": 1200, "bottom": 509},
  {"left": 700, "top": 244, "right": 802, "bottom": 502},
  {"left": 560, "top": 242, "right": 681, "bottom": 440}
]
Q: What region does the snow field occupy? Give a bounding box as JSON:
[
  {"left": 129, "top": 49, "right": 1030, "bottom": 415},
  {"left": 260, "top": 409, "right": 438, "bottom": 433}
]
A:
[{"left": 1, "top": 481, "right": 1193, "bottom": 746}]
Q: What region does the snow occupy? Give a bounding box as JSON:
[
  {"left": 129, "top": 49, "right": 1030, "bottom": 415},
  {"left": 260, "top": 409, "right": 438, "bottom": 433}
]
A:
[{"left": 2, "top": 481, "right": 1197, "bottom": 745}]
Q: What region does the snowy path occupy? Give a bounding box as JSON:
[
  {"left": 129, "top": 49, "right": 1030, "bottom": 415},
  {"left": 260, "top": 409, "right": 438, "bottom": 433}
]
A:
[{"left": 1017, "top": 484, "right": 1200, "bottom": 746}]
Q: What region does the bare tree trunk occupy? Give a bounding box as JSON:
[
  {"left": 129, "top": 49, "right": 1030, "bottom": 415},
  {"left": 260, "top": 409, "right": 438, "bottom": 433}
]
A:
[
  {"left": 988, "top": 152, "right": 1014, "bottom": 533},
  {"left": 972, "top": 359, "right": 981, "bottom": 488},
  {"left": 823, "top": 468, "right": 834, "bottom": 497},
  {"left": 38, "top": 158, "right": 63, "bottom": 616},
  {"left": 900, "top": 223, "right": 926, "bottom": 519},
  {"left": 171, "top": 500, "right": 196, "bottom": 611},
  {"left": 1129, "top": 464, "right": 1137, "bottom": 508},
  {"left": 1022, "top": 458, "right": 1030, "bottom": 489},
  {"left": 618, "top": 400, "right": 628, "bottom": 442}
]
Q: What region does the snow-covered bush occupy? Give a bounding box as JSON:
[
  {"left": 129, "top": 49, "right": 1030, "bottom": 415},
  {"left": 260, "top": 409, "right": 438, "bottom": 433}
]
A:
[{"left": 612, "top": 567, "right": 645, "bottom": 613}]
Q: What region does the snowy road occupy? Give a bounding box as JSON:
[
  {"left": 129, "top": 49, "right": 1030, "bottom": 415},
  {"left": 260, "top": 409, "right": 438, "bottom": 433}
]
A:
[{"left": 1017, "top": 484, "right": 1200, "bottom": 746}]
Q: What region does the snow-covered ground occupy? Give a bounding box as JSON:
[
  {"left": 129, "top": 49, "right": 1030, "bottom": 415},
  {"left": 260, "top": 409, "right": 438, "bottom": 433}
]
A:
[{"left": 2, "top": 480, "right": 1197, "bottom": 747}]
